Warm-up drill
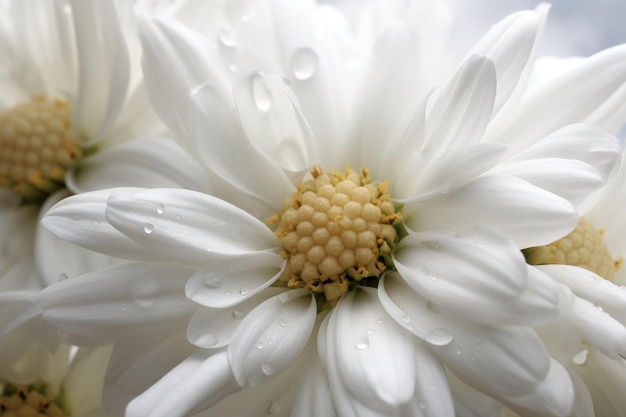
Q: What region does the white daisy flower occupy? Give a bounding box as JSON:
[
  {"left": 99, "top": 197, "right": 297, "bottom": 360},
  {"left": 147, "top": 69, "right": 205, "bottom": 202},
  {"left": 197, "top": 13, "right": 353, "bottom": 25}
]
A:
[
  {"left": 35, "top": 2, "right": 626, "bottom": 417},
  {"left": 0, "top": 336, "right": 113, "bottom": 417}
]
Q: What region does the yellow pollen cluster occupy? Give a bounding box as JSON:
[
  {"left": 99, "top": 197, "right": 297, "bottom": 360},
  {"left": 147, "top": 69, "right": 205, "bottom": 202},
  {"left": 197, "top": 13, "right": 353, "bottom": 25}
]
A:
[
  {"left": 524, "top": 218, "right": 622, "bottom": 281},
  {"left": 269, "top": 166, "right": 401, "bottom": 306},
  {"left": 0, "top": 383, "right": 65, "bottom": 417},
  {"left": 0, "top": 96, "right": 81, "bottom": 203}
]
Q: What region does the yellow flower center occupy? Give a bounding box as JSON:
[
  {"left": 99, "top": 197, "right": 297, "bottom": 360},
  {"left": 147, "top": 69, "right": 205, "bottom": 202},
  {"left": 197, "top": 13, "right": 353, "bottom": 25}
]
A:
[
  {"left": 524, "top": 218, "right": 622, "bottom": 281},
  {"left": 0, "top": 381, "right": 66, "bottom": 417},
  {"left": 0, "top": 96, "right": 81, "bottom": 204},
  {"left": 269, "top": 166, "right": 401, "bottom": 306}
]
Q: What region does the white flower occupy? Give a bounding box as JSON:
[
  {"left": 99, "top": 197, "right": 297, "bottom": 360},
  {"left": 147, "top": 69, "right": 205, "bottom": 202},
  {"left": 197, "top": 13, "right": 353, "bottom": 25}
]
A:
[
  {"left": 0, "top": 332, "right": 113, "bottom": 417},
  {"left": 35, "top": 2, "right": 626, "bottom": 417}
]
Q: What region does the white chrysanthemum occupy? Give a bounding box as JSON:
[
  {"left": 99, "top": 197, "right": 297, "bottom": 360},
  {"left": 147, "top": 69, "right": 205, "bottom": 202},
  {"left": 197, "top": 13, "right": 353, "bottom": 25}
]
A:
[
  {"left": 0, "top": 339, "right": 113, "bottom": 417},
  {"left": 34, "top": 2, "right": 626, "bottom": 417}
]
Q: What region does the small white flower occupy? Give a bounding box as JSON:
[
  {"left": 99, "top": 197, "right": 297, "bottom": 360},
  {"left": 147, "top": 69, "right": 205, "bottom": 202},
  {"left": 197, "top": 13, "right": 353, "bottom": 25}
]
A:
[{"left": 35, "top": 2, "right": 626, "bottom": 417}]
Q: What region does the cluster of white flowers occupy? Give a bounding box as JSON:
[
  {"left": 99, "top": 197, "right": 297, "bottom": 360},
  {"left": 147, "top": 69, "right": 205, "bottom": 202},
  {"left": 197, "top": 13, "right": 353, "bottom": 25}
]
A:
[{"left": 1, "top": 1, "right": 626, "bottom": 416}]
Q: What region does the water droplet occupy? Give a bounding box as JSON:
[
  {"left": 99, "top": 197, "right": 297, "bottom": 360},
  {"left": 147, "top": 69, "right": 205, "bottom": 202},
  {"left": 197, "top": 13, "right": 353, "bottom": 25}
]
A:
[
  {"left": 456, "top": 348, "right": 462, "bottom": 355},
  {"left": 70, "top": 213, "right": 80, "bottom": 221},
  {"left": 156, "top": 204, "right": 165, "bottom": 215},
  {"left": 239, "top": 289, "right": 249, "bottom": 295},
  {"left": 283, "top": 77, "right": 292, "bottom": 88},
  {"left": 251, "top": 74, "right": 272, "bottom": 111},
  {"left": 92, "top": 220, "right": 100, "bottom": 226},
  {"left": 143, "top": 223, "right": 154, "bottom": 234},
  {"left": 203, "top": 274, "right": 222, "bottom": 289},
  {"left": 376, "top": 318, "right": 383, "bottom": 324},
  {"left": 193, "top": 331, "right": 219, "bottom": 347},
  {"left": 367, "top": 329, "right": 375, "bottom": 336},
  {"left": 232, "top": 309, "right": 245, "bottom": 319},
  {"left": 401, "top": 315, "right": 411, "bottom": 323},
  {"left": 267, "top": 400, "right": 282, "bottom": 414},
  {"left": 227, "top": 63, "right": 238, "bottom": 72},
  {"left": 57, "top": 272, "right": 68, "bottom": 281},
  {"left": 256, "top": 341, "right": 265, "bottom": 350},
  {"left": 130, "top": 274, "right": 161, "bottom": 308},
  {"left": 218, "top": 29, "right": 238, "bottom": 47},
  {"left": 261, "top": 361, "right": 274, "bottom": 376},
  {"left": 121, "top": 306, "right": 128, "bottom": 312},
  {"left": 291, "top": 47, "right": 318, "bottom": 80},
  {"left": 426, "top": 301, "right": 440, "bottom": 313},
  {"left": 355, "top": 335, "right": 370, "bottom": 350},
  {"left": 572, "top": 348, "right": 589, "bottom": 366},
  {"left": 425, "top": 328, "right": 455, "bottom": 346},
  {"left": 278, "top": 318, "right": 288, "bottom": 327},
  {"left": 419, "top": 400, "right": 429, "bottom": 410},
  {"left": 423, "top": 240, "right": 441, "bottom": 251},
  {"left": 277, "top": 292, "right": 290, "bottom": 303}
]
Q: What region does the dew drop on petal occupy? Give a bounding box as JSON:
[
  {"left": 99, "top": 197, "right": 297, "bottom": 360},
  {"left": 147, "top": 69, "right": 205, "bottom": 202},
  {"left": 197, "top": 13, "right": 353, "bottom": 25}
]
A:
[
  {"left": 278, "top": 318, "right": 288, "bottom": 327},
  {"left": 572, "top": 348, "right": 589, "bottom": 366},
  {"left": 143, "top": 223, "right": 154, "bottom": 234},
  {"left": 423, "top": 240, "right": 441, "bottom": 251},
  {"left": 232, "top": 309, "right": 245, "bottom": 319},
  {"left": 120, "top": 306, "right": 128, "bottom": 312},
  {"left": 70, "top": 213, "right": 80, "bottom": 221},
  {"left": 419, "top": 400, "right": 429, "bottom": 410},
  {"left": 291, "top": 47, "right": 319, "bottom": 80},
  {"left": 193, "top": 331, "right": 219, "bottom": 347},
  {"left": 355, "top": 335, "right": 370, "bottom": 350},
  {"left": 400, "top": 315, "right": 411, "bottom": 323},
  {"left": 239, "top": 288, "right": 249, "bottom": 295},
  {"left": 252, "top": 74, "right": 272, "bottom": 111},
  {"left": 426, "top": 301, "right": 440, "bottom": 313},
  {"left": 256, "top": 341, "right": 265, "bottom": 350},
  {"left": 261, "top": 361, "right": 274, "bottom": 376},
  {"left": 57, "top": 272, "right": 68, "bottom": 281},
  {"left": 425, "top": 328, "right": 454, "bottom": 346},
  {"left": 203, "top": 274, "right": 222, "bottom": 289},
  {"left": 156, "top": 204, "right": 165, "bottom": 215}
]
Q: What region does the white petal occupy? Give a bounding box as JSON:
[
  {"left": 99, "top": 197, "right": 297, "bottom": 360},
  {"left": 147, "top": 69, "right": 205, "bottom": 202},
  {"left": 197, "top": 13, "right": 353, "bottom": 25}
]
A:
[
  {"left": 126, "top": 349, "right": 241, "bottom": 417},
  {"left": 103, "top": 332, "right": 195, "bottom": 416},
  {"left": 36, "top": 262, "right": 196, "bottom": 339},
  {"left": 290, "top": 359, "right": 337, "bottom": 417},
  {"left": 539, "top": 264, "right": 626, "bottom": 327},
  {"left": 393, "top": 226, "right": 529, "bottom": 321},
  {"left": 71, "top": 0, "right": 130, "bottom": 144},
  {"left": 185, "top": 252, "right": 285, "bottom": 308},
  {"left": 447, "top": 371, "right": 503, "bottom": 417},
  {"left": 469, "top": 5, "right": 547, "bottom": 115},
  {"left": 41, "top": 188, "right": 160, "bottom": 262},
  {"left": 328, "top": 288, "right": 417, "bottom": 407},
  {"left": 488, "top": 44, "right": 626, "bottom": 150},
  {"left": 186, "top": 288, "right": 285, "bottom": 349},
  {"left": 421, "top": 55, "right": 496, "bottom": 161},
  {"left": 403, "top": 175, "right": 578, "bottom": 248},
  {"left": 379, "top": 272, "right": 551, "bottom": 397},
  {"left": 503, "top": 359, "right": 574, "bottom": 417},
  {"left": 105, "top": 188, "right": 279, "bottom": 266},
  {"left": 228, "top": 289, "right": 316, "bottom": 386},
  {"left": 67, "top": 136, "right": 212, "bottom": 194},
  {"left": 233, "top": 72, "right": 316, "bottom": 179},
  {"left": 65, "top": 346, "right": 113, "bottom": 416}
]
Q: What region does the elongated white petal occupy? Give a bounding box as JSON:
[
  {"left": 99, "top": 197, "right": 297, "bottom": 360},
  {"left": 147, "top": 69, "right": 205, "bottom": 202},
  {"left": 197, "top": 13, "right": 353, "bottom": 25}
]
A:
[
  {"left": 329, "top": 288, "right": 417, "bottom": 406},
  {"left": 103, "top": 332, "right": 196, "bottom": 416},
  {"left": 185, "top": 252, "right": 285, "bottom": 308},
  {"left": 539, "top": 264, "right": 626, "bottom": 326},
  {"left": 421, "top": 55, "right": 496, "bottom": 161},
  {"left": 105, "top": 188, "right": 279, "bottom": 266},
  {"left": 379, "top": 273, "right": 551, "bottom": 397},
  {"left": 233, "top": 72, "right": 316, "bottom": 179},
  {"left": 470, "top": 5, "right": 547, "bottom": 115},
  {"left": 228, "top": 289, "right": 316, "bottom": 386},
  {"left": 488, "top": 44, "right": 626, "bottom": 150},
  {"left": 67, "top": 136, "right": 212, "bottom": 194},
  {"left": 71, "top": 0, "right": 130, "bottom": 144},
  {"left": 126, "top": 349, "right": 241, "bottom": 417},
  {"left": 41, "top": 188, "right": 160, "bottom": 262},
  {"left": 447, "top": 371, "right": 503, "bottom": 417},
  {"left": 393, "top": 226, "right": 528, "bottom": 321},
  {"left": 503, "top": 359, "right": 574, "bottom": 417},
  {"left": 37, "top": 262, "right": 196, "bottom": 339},
  {"left": 65, "top": 346, "right": 113, "bottom": 416},
  {"left": 403, "top": 175, "right": 578, "bottom": 248},
  {"left": 186, "top": 288, "right": 286, "bottom": 349},
  {"left": 291, "top": 359, "right": 337, "bottom": 417}
]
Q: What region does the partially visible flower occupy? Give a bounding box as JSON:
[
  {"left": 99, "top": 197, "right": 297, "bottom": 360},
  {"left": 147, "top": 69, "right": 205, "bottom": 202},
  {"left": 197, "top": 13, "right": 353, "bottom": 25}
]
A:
[
  {"left": 32, "top": 2, "right": 626, "bottom": 417},
  {"left": 0, "top": 331, "right": 113, "bottom": 417}
]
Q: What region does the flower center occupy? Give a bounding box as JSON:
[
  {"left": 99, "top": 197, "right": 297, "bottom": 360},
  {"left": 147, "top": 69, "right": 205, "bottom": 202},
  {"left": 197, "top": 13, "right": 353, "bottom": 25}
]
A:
[
  {"left": 524, "top": 218, "right": 622, "bottom": 281},
  {"left": 0, "top": 381, "right": 67, "bottom": 417},
  {"left": 270, "top": 166, "right": 401, "bottom": 306},
  {"left": 0, "top": 96, "right": 81, "bottom": 204}
]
